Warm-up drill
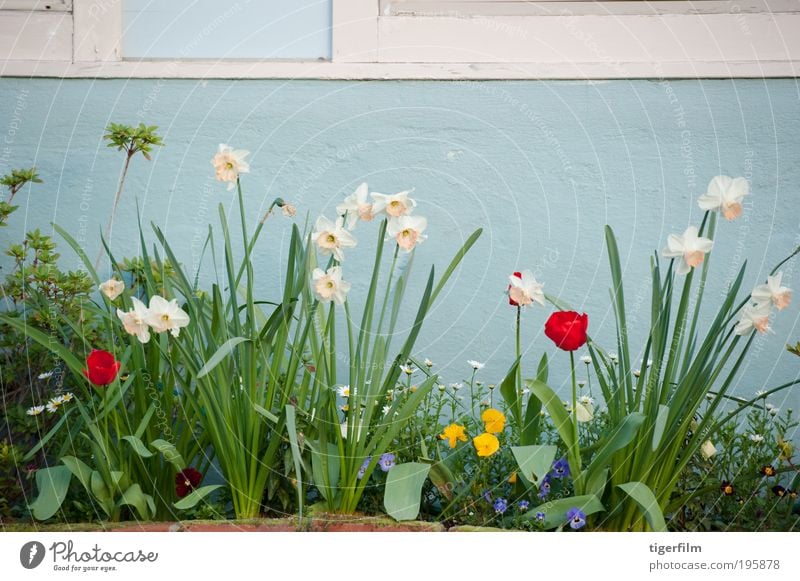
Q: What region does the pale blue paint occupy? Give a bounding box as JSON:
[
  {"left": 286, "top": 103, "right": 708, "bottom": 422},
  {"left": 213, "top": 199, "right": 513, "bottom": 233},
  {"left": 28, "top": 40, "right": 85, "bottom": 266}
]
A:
[
  {"left": 1, "top": 78, "right": 799, "bottom": 432},
  {"left": 122, "top": 0, "right": 331, "bottom": 59}
]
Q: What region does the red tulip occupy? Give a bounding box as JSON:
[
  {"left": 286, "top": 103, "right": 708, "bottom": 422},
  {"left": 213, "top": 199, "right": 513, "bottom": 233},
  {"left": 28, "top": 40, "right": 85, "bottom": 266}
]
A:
[
  {"left": 83, "top": 349, "right": 121, "bottom": 386},
  {"left": 175, "top": 467, "right": 203, "bottom": 498},
  {"left": 508, "top": 271, "right": 522, "bottom": 306},
  {"left": 544, "top": 311, "right": 589, "bottom": 351}
]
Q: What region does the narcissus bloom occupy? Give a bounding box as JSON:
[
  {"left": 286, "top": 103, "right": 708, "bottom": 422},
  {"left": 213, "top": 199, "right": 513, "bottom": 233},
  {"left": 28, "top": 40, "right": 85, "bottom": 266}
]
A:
[
  {"left": 698, "top": 175, "right": 749, "bottom": 221},
  {"left": 481, "top": 408, "right": 506, "bottom": 434},
  {"left": 211, "top": 144, "right": 250, "bottom": 190},
  {"left": 440, "top": 423, "right": 468, "bottom": 448},
  {"left": 117, "top": 297, "right": 151, "bottom": 343},
  {"left": 574, "top": 402, "right": 594, "bottom": 423},
  {"left": 83, "top": 349, "right": 121, "bottom": 386},
  {"left": 146, "top": 295, "right": 190, "bottom": 337},
  {"left": 371, "top": 190, "right": 416, "bottom": 217},
  {"left": 175, "top": 467, "right": 203, "bottom": 498},
  {"left": 751, "top": 271, "right": 792, "bottom": 311},
  {"left": 312, "top": 215, "right": 357, "bottom": 262},
  {"left": 508, "top": 270, "right": 545, "bottom": 308},
  {"left": 473, "top": 432, "right": 500, "bottom": 457},
  {"left": 336, "top": 182, "right": 374, "bottom": 229},
  {"left": 544, "top": 311, "right": 589, "bottom": 351},
  {"left": 99, "top": 278, "right": 124, "bottom": 300},
  {"left": 662, "top": 226, "right": 714, "bottom": 275},
  {"left": 700, "top": 440, "right": 717, "bottom": 460},
  {"left": 312, "top": 266, "right": 351, "bottom": 305},
  {"left": 734, "top": 303, "right": 771, "bottom": 336},
  {"left": 387, "top": 215, "right": 427, "bottom": 252}
]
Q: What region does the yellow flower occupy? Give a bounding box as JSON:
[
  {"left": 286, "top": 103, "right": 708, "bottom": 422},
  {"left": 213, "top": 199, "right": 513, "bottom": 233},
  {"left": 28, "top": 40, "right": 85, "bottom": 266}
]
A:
[
  {"left": 508, "top": 471, "right": 517, "bottom": 484},
  {"left": 439, "top": 424, "right": 468, "bottom": 449},
  {"left": 473, "top": 432, "right": 500, "bottom": 457},
  {"left": 481, "top": 408, "right": 506, "bottom": 434}
]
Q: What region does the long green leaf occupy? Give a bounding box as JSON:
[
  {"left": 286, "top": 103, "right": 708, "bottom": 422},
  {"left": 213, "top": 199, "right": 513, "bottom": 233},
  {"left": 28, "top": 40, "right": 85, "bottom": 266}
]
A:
[
  {"left": 29, "top": 466, "right": 72, "bottom": 521},
  {"left": 525, "top": 379, "right": 575, "bottom": 451},
  {"left": 618, "top": 482, "right": 667, "bottom": 532},
  {"left": 173, "top": 485, "right": 224, "bottom": 510},
  {"left": 197, "top": 336, "right": 250, "bottom": 378}
]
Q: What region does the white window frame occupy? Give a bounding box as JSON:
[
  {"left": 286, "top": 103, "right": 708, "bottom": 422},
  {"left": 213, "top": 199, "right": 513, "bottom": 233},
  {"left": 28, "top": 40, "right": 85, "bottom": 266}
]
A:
[{"left": 1, "top": 0, "right": 798, "bottom": 79}]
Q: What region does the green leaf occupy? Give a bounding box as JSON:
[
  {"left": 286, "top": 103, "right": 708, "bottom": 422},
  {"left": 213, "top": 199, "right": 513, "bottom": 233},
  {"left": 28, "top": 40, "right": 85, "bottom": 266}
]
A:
[
  {"left": 60, "top": 456, "right": 93, "bottom": 493},
  {"left": 29, "top": 466, "right": 72, "bottom": 520},
  {"left": 426, "top": 461, "right": 456, "bottom": 501},
  {"left": 253, "top": 404, "right": 279, "bottom": 424},
  {"left": 511, "top": 445, "right": 557, "bottom": 485},
  {"left": 149, "top": 439, "right": 184, "bottom": 469},
  {"left": 526, "top": 494, "right": 605, "bottom": 530},
  {"left": 197, "top": 336, "right": 250, "bottom": 378},
  {"left": 585, "top": 412, "right": 645, "bottom": 481},
  {"left": 525, "top": 379, "right": 575, "bottom": 451},
  {"left": 173, "top": 485, "right": 223, "bottom": 510},
  {"left": 122, "top": 435, "right": 155, "bottom": 458},
  {"left": 618, "top": 482, "right": 667, "bottom": 532},
  {"left": 117, "top": 483, "right": 155, "bottom": 520},
  {"left": 285, "top": 404, "right": 304, "bottom": 518},
  {"left": 384, "top": 462, "right": 431, "bottom": 521},
  {"left": 499, "top": 358, "right": 521, "bottom": 426},
  {"left": 586, "top": 467, "right": 609, "bottom": 498},
  {"left": 310, "top": 442, "right": 340, "bottom": 502},
  {"left": 651, "top": 405, "right": 670, "bottom": 452}
]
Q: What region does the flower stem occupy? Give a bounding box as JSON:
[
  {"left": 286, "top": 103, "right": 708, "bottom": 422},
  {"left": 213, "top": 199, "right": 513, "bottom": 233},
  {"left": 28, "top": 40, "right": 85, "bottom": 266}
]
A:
[
  {"left": 515, "top": 305, "right": 522, "bottom": 419},
  {"left": 569, "top": 350, "right": 581, "bottom": 486},
  {"left": 96, "top": 151, "right": 133, "bottom": 269}
]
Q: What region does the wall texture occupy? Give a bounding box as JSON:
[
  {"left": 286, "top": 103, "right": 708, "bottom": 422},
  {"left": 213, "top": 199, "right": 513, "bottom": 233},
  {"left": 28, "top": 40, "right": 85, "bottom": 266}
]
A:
[{"left": 1, "top": 78, "right": 799, "bottom": 425}]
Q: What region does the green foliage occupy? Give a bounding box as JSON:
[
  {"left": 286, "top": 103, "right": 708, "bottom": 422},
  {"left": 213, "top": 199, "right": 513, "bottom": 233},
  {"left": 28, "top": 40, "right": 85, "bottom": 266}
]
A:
[{"left": 103, "top": 123, "right": 163, "bottom": 160}]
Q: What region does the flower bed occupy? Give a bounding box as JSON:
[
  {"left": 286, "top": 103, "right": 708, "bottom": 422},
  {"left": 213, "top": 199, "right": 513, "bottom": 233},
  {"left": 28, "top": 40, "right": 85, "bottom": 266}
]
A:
[{"left": 1, "top": 124, "right": 799, "bottom": 532}]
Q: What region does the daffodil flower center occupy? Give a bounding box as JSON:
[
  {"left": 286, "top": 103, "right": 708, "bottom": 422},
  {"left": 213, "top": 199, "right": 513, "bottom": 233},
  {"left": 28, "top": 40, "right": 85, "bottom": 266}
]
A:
[
  {"left": 161, "top": 314, "right": 170, "bottom": 322},
  {"left": 326, "top": 234, "right": 336, "bottom": 244}
]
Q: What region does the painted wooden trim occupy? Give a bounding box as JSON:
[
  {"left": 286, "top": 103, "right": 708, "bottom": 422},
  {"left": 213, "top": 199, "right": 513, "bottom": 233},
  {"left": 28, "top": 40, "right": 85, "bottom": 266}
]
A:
[
  {"left": 72, "top": 0, "right": 122, "bottom": 62},
  {"left": 2, "top": 58, "right": 798, "bottom": 79},
  {"left": 1, "top": 0, "right": 71, "bottom": 11},
  {"left": 0, "top": 10, "right": 72, "bottom": 62},
  {"left": 332, "top": 0, "right": 379, "bottom": 62}
]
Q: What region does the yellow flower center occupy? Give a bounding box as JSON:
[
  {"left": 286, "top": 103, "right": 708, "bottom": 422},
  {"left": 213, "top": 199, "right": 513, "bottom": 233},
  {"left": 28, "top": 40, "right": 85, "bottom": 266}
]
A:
[
  {"left": 161, "top": 314, "right": 170, "bottom": 322},
  {"left": 326, "top": 234, "right": 336, "bottom": 244},
  {"left": 226, "top": 162, "right": 234, "bottom": 170},
  {"left": 326, "top": 281, "right": 334, "bottom": 289}
]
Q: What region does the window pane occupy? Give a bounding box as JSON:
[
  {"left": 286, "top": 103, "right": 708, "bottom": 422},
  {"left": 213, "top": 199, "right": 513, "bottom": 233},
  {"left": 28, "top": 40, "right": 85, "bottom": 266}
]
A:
[{"left": 123, "top": 0, "right": 331, "bottom": 59}]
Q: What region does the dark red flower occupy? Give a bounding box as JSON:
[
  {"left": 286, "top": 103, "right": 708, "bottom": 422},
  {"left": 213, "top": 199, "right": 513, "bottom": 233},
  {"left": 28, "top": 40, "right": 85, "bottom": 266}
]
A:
[
  {"left": 720, "top": 481, "right": 735, "bottom": 496},
  {"left": 507, "top": 272, "right": 522, "bottom": 306},
  {"left": 175, "top": 467, "right": 203, "bottom": 498},
  {"left": 83, "top": 349, "right": 121, "bottom": 386},
  {"left": 772, "top": 485, "right": 786, "bottom": 498},
  {"left": 544, "top": 311, "right": 589, "bottom": 352}
]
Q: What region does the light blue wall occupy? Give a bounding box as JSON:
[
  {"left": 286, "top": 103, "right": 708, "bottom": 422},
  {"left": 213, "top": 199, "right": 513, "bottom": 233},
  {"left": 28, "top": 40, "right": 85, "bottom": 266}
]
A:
[
  {"left": 122, "top": 0, "right": 332, "bottom": 59},
  {"left": 1, "top": 78, "right": 799, "bottom": 428}
]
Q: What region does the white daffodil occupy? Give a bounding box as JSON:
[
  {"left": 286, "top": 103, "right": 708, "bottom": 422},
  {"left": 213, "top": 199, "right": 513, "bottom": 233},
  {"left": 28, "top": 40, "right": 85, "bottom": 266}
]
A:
[
  {"left": 468, "top": 360, "right": 485, "bottom": 370},
  {"left": 281, "top": 203, "right": 297, "bottom": 218},
  {"left": 734, "top": 303, "right": 772, "bottom": 336},
  {"left": 312, "top": 266, "right": 351, "bottom": 305},
  {"left": 312, "top": 216, "right": 357, "bottom": 262},
  {"left": 27, "top": 405, "right": 45, "bottom": 416},
  {"left": 751, "top": 271, "right": 791, "bottom": 311},
  {"left": 336, "top": 385, "right": 350, "bottom": 398},
  {"left": 145, "top": 295, "right": 190, "bottom": 337},
  {"left": 698, "top": 175, "right": 749, "bottom": 221},
  {"left": 700, "top": 440, "right": 717, "bottom": 460},
  {"left": 117, "top": 296, "right": 152, "bottom": 343},
  {"left": 336, "top": 183, "right": 374, "bottom": 230},
  {"left": 211, "top": 143, "right": 250, "bottom": 190},
  {"left": 99, "top": 278, "right": 124, "bottom": 300},
  {"left": 508, "top": 270, "right": 545, "bottom": 307},
  {"left": 749, "top": 434, "right": 765, "bottom": 443},
  {"left": 575, "top": 402, "right": 594, "bottom": 423},
  {"left": 371, "top": 190, "right": 416, "bottom": 218},
  {"left": 46, "top": 400, "right": 60, "bottom": 414},
  {"left": 662, "top": 226, "right": 714, "bottom": 275},
  {"left": 387, "top": 215, "right": 427, "bottom": 252}
]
